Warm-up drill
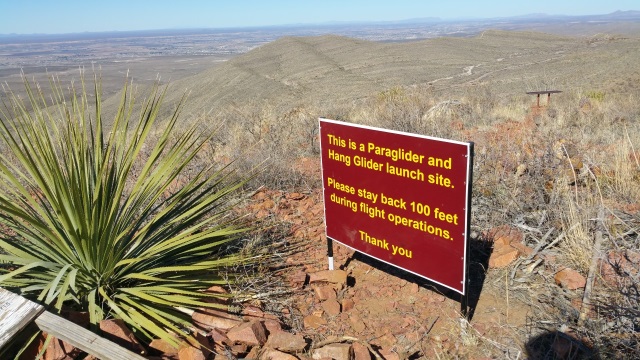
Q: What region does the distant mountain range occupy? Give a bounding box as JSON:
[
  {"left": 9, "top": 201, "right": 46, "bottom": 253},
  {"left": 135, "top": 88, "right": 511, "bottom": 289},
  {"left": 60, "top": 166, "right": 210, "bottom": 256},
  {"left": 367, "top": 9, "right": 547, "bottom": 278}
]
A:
[
  {"left": 1, "top": 10, "right": 639, "bottom": 39},
  {"left": 494, "top": 10, "right": 639, "bottom": 20}
]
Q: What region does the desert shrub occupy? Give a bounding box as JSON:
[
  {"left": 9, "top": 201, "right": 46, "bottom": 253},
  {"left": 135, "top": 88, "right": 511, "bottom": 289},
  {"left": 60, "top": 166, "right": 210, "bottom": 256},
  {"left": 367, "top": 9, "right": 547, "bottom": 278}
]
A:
[
  {"left": 0, "top": 74, "right": 251, "bottom": 353},
  {"left": 585, "top": 90, "right": 605, "bottom": 102},
  {"left": 200, "top": 101, "right": 325, "bottom": 190}
]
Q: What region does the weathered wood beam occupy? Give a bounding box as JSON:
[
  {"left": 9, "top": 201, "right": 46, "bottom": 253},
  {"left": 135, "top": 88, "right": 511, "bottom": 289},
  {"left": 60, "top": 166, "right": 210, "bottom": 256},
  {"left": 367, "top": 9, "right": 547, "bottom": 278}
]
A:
[
  {"left": 34, "top": 311, "right": 147, "bottom": 360},
  {"left": 0, "top": 288, "right": 146, "bottom": 360},
  {"left": 0, "top": 288, "right": 44, "bottom": 348}
]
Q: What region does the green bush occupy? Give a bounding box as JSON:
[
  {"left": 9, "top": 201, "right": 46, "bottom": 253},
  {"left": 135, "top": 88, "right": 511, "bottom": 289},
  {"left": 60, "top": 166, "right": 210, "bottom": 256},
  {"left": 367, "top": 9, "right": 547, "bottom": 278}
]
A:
[{"left": 0, "top": 74, "right": 249, "bottom": 351}]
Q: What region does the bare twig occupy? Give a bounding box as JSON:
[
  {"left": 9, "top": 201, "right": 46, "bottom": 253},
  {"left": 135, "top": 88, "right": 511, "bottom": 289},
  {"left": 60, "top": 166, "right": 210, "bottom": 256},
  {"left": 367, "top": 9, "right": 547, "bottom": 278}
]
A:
[
  {"left": 528, "top": 227, "right": 556, "bottom": 259},
  {"left": 513, "top": 222, "right": 542, "bottom": 234},
  {"left": 539, "top": 223, "right": 580, "bottom": 255},
  {"left": 562, "top": 143, "right": 579, "bottom": 201},
  {"left": 579, "top": 207, "right": 604, "bottom": 326},
  {"left": 235, "top": 289, "right": 297, "bottom": 302},
  {"left": 624, "top": 124, "right": 640, "bottom": 169},
  {"left": 312, "top": 336, "right": 360, "bottom": 349}
]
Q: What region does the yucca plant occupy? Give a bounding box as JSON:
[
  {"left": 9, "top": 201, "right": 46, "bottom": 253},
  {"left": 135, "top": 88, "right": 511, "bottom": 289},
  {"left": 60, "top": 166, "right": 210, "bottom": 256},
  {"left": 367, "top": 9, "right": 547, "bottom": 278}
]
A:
[{"left": 0, "top": 74, "right": 250, "bottom": 352}]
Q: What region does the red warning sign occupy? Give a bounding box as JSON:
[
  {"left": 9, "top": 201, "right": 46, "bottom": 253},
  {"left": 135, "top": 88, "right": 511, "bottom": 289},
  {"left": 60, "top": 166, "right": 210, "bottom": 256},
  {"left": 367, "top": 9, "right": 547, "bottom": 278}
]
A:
[{"left": 320, "top": 118, "right": 473, "bottom": 294}]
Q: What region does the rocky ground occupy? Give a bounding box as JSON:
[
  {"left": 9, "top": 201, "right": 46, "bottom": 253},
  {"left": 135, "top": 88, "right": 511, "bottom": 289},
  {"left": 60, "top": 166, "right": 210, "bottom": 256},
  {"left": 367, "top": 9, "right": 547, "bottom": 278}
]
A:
[{"left": 29, "top": 172, "right": 639, "bottom": 360}]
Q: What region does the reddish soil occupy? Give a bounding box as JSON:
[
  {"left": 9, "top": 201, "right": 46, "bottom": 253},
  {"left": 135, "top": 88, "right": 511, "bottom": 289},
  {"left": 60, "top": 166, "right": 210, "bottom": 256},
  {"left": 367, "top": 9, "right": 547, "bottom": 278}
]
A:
[{"left": 246, "top": 177, "right": 533, "bottom": 359}]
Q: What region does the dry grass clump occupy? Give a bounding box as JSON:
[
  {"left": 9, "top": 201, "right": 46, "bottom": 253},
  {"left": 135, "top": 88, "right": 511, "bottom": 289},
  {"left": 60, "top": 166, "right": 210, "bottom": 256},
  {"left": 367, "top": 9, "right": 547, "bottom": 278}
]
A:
[{"left": 186, "top": 102, "right": 323, "bottom": 190}]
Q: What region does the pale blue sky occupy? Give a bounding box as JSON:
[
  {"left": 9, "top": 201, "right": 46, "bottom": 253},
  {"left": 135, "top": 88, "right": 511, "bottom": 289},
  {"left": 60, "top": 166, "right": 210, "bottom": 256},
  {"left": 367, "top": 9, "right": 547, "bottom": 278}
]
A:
[{"left": 1, "top": 0, "right": 638, "bottom": 34}]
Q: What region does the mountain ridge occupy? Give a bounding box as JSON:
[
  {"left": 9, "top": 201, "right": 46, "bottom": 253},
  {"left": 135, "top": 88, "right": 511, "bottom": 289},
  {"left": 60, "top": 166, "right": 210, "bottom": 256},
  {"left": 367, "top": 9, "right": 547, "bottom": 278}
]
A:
[{"left": 160, "top": 30, "right": 615, "bottom": 119}]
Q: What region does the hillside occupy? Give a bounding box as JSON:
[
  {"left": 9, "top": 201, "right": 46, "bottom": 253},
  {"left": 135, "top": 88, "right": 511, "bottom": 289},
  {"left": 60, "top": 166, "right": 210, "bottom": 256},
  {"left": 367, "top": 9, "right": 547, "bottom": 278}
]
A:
[{"left": 153, "top": 30, "right": 640, "bottom": 120}]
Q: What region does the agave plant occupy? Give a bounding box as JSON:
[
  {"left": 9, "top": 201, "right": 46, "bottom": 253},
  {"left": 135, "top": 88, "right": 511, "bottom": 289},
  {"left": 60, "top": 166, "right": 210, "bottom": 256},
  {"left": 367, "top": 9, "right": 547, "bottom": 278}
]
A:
[{"left": 0, "top": 74, "right": 249, "bottom": 349}]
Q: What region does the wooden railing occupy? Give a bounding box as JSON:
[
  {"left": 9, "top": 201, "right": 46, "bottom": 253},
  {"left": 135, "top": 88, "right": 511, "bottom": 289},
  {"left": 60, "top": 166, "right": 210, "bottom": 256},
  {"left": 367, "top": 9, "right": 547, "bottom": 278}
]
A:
[{"left": 0, "top": 288, "right": 146, "bottom": 360}]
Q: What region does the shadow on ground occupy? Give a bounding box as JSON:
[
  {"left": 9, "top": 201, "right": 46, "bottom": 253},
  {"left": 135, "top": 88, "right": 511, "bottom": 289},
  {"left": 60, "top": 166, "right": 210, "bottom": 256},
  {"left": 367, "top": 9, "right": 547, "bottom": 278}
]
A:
[
  {"left": 525, "top": 330, "right": 599, "bottom": 360},
  {"left": 340, "top": 233, "right": 492, "bottom": 320}
]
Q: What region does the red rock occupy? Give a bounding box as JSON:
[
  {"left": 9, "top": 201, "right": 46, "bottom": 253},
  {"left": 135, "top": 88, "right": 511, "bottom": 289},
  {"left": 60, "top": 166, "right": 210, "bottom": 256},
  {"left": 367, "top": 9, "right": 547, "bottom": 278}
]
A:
[
  {"left": 206, "top": 285, "right": 229, "bottom": 294},
  {"left": 486, "top": 225, "right": 532, "bottom": 266},
  {"left": 341, "top": 298, "right": 355, "bottom": 312},
  {"left": 311, "top": 205, "right": 324, "bottom": 217},
  {"left": 486, "top": 225, "right": 524, "bottom": 244},
  {"left": 227, "top": 320, "right": 268, "bottom": 346},
  {"left": 349, "top": 315, "right": 366, "bottom": 333},
  {"left": 208, "top": 328, "right": 231, "bottom": 346},
  {"left": 204, "top": 286, "right": 231, "bottom": 304},
  {"left": 245, "top": 346, "right": 262, "bottom": 360},
  {"left": 18, "top": 332, "right": 46, "bottom": 360},
  {"left": 378, "top": 348, "right": 400, "bottom": 360},
  {"left": 256, "top": 209, "right": 271, "bottom": 218},
  {"left": 303, "top": 315, "right": 327, "bottom": 329},
  {"left": 602, "top": 250, "right": 640, "bottom": 286},
  {"left": 408, "top": 283, "right": 420, "bottom": 294},
  {"left": 261, "top": 199, "right": 276, "bottom": 210},
  {"left": 352, "top": 342, "right": 371, "bottom": 360},
  {"left": 149, "top": 338, "right": 181, "bottom": 355},
  {"left": 265, "top": 331, "right": 308, "bottom": 352},
  {"left": 43, "top": 337, "right": 81, "bottom": 360},
  {"left": 404, "top": 331, "right": 420, "bottom": 343},
  {"left": 371, "top": 333, "right": 396, "bottom": 349},
  {"left": 253, "top": 191, "right": 268, "bottom": 200},
  {"left": 281, "top": 309, "right": 291, "bottom": 321},
  {"left": 489, "top": 245, "right": 520, "bottom": 268},
  {"left": 510, "top": 241, "right": 534, "bottom": 257},
  {"left": 263, "top": 319, "right": 285, "bottom": 335},
  {"left": 192, "top": 308, "right": 242, "bottom": 331},
  {"left": 194, "top": 331, "right": 214, "bottom": 358},
  {"left": 178, "top": 346, "right": 206, "bottom": 360},
  {"left": 314, "top": 285, "right": 337, "bottom": 300},
  {"left": 555, "top": 268, "right": 586, "bottom": 290},
  {"left": 312, "top": 344, "right": 353, "bottom": 360},
  {"left": 321, "top": 299, "right": 341, "bottom": 316},
  {"left": 493, "top": 235, "right": 510, "bottom": 247},
  {"left": 288, "top": 270, "right": 308, "bottom": 288},
  {"left": 243, "top": 305, "right": 266, "bottom": 318},
  {"left": 261, "top": 348, "right": 300, "bottom": 360},
  {"left": 471, "top": 323, "right": 489, "bottom": 337},
  {"left": 287, "top": 192, "right": 306, "bottom": 200},
  {"left": 99, "top": 319, "right": 146, "bottom": 354},
  {"left": 308, "top": 270, "right": 348, "bottom": 285},
  {"left": 431, "top": 293, "right": 447, "bottom": 303},
  {"left": 231, "top": 343, "right": 250, "bottom": 356}
]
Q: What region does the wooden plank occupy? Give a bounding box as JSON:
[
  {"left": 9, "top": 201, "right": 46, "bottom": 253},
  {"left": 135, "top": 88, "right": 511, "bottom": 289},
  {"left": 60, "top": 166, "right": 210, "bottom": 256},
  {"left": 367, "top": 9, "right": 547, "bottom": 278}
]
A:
[
  {"left": 1, "top": 288, "right": 146, "bottom": 359},
  {"left": 35, "top": 312, "right": 147, "bottom": 360},
  {"left": 0, "top": 288, "right": 45, "bottom": 348}
]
